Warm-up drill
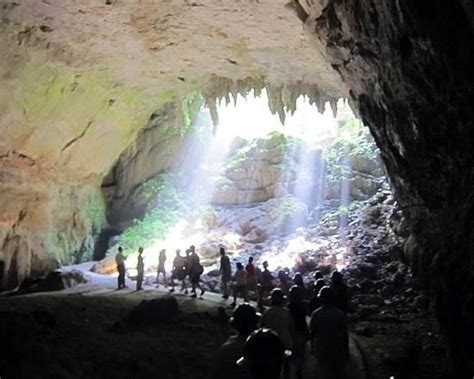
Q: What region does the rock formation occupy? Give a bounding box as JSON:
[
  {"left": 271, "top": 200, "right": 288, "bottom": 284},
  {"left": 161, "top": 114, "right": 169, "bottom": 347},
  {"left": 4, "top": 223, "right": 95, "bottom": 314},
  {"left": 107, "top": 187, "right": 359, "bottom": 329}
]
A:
[
  {"left": 300, "top": 0, "right": 474, "bottom": 366},
  {"left": 1, "top": 4, "right": 473, "bottom": 371},
  {"left": 0, "top": 0, "right": 346, "bottom": 289}
]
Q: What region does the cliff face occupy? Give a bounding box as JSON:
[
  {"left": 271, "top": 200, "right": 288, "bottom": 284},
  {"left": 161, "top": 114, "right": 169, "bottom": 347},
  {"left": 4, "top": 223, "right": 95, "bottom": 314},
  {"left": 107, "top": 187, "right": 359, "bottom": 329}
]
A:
[
  {"left": 0, "top": 0, "right": 345, "bottom": 289},
  {"left": 0, "top": 148, "right": 105, "bottom": 290},
  {"left": 301, "top": 0, "right": 474, "bottom": 357}
]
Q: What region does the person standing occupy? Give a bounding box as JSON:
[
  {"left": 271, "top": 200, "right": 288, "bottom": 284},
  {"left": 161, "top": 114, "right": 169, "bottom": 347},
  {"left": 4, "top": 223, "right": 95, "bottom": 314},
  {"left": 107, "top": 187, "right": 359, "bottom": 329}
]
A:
[
  {"left": 188, "top": 245, "right": 205, "bottom": 298},
  {"left": 260, "top": 288, "right": 293, "bottom": 379},
  {"left": 246, "top": 256, "right": 259, "bottom": 301},
  {"left": 331, "top": 271, "right": 348, "bottom": 313},
  {"left": 136, "top": 247, "right": 144, "bottom": 291},
  {"left": 156, "top": 249, "right": 167, "bottom": 287},
  {"left": 260, "top": 288, "right": 293, "bottom": 351},
  {"left": 219, "top": 247, "right": 232, "bottom": 299},
  {"left": 309, "top": 286, "right": 349, "bottom": 379},
  {"left": 231, "top": 263, "right": 248, "bottom": 307},
  {"left": 115, "top": 246, "right": 127, "bottom": 289},
  {"left": 288, "top": 285, "right": 309, "bottom": 379},
  {"left": 210, "top": 304, "right": 260, "bottom": 379},
  {"left": 308, "top": 278, "right": 327, "bottom": 315},
  {"left": 169, "top": 249, "right": 186, "bottom": 293},
  {"left": 258, "top": 261, "right": 274, "bottom": 309},
  {"left": 236, "top": 328, "right": 287, "bottom": 379}
]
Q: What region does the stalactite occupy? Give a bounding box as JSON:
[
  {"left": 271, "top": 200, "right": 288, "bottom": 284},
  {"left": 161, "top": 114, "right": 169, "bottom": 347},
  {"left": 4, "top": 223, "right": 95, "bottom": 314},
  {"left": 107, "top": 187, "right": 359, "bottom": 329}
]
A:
[{"left": 200, "top": 75, "right": 343, "bottom": 124}]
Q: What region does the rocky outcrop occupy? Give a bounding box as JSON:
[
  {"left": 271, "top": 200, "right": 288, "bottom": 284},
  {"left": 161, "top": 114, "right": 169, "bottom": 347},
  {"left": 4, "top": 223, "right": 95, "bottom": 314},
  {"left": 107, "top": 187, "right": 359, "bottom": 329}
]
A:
[
  {"left": 0, "top": 149, "right": 106, "bottom": 291},
  {"left": 102, "top": 101, "right": 204, "bottom": 230},
  {"left": 302, "top": 0, "right": 474, "bottom": 367},
  {"left": 212, "top": 133, "right": 295, "bottom": 205},
  {"left": 212, "top": 130, "right": 384, "bottom": 206}
]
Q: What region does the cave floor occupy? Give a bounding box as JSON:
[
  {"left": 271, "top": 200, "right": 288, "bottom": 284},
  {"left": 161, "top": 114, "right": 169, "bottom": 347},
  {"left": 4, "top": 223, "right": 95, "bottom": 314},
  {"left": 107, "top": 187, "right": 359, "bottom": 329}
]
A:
[{"left": 0, "top": 271, "right": 366, "bottom": 379}]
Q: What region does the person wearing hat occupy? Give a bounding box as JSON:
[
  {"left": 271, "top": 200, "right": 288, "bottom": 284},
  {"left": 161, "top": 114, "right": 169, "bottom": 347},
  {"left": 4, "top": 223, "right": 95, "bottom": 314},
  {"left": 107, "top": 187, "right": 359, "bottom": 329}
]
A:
[
  {"left": 331, "top": 270, "right": 349, "bottom": 313},
  {"left": 211, "top": 304, "right": 260, "bottom": 379},
  {"left": 308, "top": 278, "right": 327, "bottom": 315},
  {"left": 260, "top": 288, "right": 293, "bottom": 379},
  {"left": 258, "top": 260, "right": 274, "bottom": 308},
  {"left": 292, "top": 272, "right": 308, "bottom": 300},
  {"left": 288, "top": 285, "right": 309, "bottom": 379},
  {"left": 236, "top": 328, "right": 288, "bottom": 379},
  {"left": 309, "top": 286, "right": 349, "bottom": 379}
]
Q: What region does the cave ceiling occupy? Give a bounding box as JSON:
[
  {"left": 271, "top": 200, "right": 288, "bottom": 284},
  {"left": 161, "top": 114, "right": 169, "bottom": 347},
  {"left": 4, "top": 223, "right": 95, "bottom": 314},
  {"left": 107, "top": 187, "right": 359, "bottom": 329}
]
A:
[{"left": 0, "top": 0, "right": 346, "bottom": 182}]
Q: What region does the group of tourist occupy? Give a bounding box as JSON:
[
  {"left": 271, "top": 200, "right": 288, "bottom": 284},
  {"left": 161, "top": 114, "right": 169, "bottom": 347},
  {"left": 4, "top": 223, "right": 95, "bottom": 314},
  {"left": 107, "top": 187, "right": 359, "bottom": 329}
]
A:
[
  {"left": 114, "top": 244, "right": 349, "bottom": 378},
  {"left": 212, "top": 272, "right": 349, "bottom": 379},
  {"left": 115, "top": 245, "right": 206, "bottom": 298}
]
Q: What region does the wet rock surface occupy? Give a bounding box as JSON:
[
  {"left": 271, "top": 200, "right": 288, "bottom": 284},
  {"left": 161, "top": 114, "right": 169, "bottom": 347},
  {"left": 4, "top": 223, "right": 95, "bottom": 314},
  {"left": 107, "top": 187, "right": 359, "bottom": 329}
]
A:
[
  {"left": 304, "top": 0, "right": 474, "bottom": 373},
  {"left": 340, "top": 192, "right": 451, "bottom": 378}
]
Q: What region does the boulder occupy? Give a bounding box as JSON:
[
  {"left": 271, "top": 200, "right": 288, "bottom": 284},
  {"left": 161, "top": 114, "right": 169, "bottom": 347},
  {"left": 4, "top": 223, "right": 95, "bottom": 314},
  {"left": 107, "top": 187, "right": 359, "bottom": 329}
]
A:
[
  {"left": 16, "top": 269, "right": 87, "bottom": 295},
  {"left": 90, "top": 255, "right": 117, "bottom": 275},
  {"left": 126, "top": 297, "right": 179, "bottom": 326}
]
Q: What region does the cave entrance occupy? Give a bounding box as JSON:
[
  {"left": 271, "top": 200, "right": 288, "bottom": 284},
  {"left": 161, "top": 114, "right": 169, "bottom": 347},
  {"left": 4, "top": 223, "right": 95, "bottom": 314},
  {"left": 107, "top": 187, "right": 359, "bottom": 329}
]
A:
[{"left": 108, "top": 90, "right": 386, "bottom": 276}]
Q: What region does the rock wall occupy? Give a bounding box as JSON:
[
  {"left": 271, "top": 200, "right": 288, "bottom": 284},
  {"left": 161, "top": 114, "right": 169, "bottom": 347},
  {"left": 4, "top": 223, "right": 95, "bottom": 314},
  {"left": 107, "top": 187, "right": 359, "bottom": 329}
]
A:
[
  {"left": 102, "top": 102, "right": 199, "bottom": 230},
  {"left": 0, "top": 150, "right": 106, "bottom": 290},
  {"left": 302, "top": 0, "right": 474, "bottom": 364}
]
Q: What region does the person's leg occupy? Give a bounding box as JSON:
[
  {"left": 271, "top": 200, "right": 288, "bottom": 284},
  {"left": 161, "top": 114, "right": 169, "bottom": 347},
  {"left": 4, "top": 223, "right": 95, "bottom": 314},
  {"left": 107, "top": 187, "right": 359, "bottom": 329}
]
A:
[
  {"left": 118, "top": 266, "right": 125, "bottom": 289},
  {"left": 117, "top": 266, "right": 121, "bottom": 289},
  {"left": 182, "top": 277, "right": 188, "bottom": 294},
  {"left": 243, "top": 286, "right": 249, "bottom": 302},
  {"left": 222, "top": 279, "right": 228, "bottom": 298},
  {"left": 169, "top": 273, "right": 175, "bottom": 292},
  {"left": 163, "top": 271, "right": 167, "bottom": 286},
  {"left": 231, "top": 285, "right": 237, "bottom": 306},
  {"left": 199, "top": 282, "right": 205, "bottom": 296}
]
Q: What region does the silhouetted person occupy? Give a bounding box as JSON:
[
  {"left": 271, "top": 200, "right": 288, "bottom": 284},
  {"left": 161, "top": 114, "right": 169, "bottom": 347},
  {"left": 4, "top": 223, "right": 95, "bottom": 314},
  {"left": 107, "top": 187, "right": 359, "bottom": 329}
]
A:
[
  {"left": 277, "top": 269, "right": 291, "bottom": 294},
  {"left": 246, "top": 256, "right": 259, "bottom": 301},
  {"left": 309, "top": 286, "right": 348, "bottom": 379},
  {"left": 288, "top": 285, "right": 309, "bottom": 379},
  {"left": 237, "top": 328, "right": 287, "bottom": 379},
  {"left": 183, "top": 248, "right": 191, "bottom": 294},
  {"left": 219, "top": 247, "right": 232, "bottom": 299},
  {"left": 292, "top": 273, "right": 307, "bottom": 300},
  {"left": 314, "top": 271, "right": 323, "bottom": 281},
  {"left": 231, "top": 262, "right": 248, "bottom": 307},
  {"left": 156, "top": 249, "right": 167, "bottom": 287},
  {"left": 260, "top": 288, "right": 293, "bottom": 378},
  {"left": 258, "top": 261, "right": 274, "bottom": 308},
  {"left": 308, "top": 278, "right": 327, "bottom": 315},
  {"left": 211, "top": 304, "right": 260, "bottom": 379},
  {"left": 136, "top": 247, "right": 144, "bottom": 291},
  {"left": 188, "top": 245, "right": 205, "bottom": 298},
  {"left": 331, "top": 271, "right": 348, "bottom": 313},
  {"left": 169, "top": 249, "right": 186, "bottom": 293},
  {"left": 115, "top": 246, "right": 126, "bottom": 289}
]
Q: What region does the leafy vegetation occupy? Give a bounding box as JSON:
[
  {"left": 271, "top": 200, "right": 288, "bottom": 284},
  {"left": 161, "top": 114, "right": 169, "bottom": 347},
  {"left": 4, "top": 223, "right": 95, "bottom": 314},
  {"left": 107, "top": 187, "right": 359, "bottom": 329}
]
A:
[
  {"left": 120, "top": 171, "right": 214, "bottom": 254},
  {"left": 323, "top": 118, "right": 379, "bottom": 184}
]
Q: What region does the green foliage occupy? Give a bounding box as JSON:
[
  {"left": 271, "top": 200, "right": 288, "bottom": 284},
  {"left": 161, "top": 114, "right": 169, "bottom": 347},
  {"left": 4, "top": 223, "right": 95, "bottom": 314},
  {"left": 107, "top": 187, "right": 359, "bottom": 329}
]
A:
[
  {"left": 120, "top": 170, "right": 214, "bottom": 254},
  {"left": 180, "top": 91, "right": 204, "bottom": 136},
  {"left": 320, "top": 200, "right": 363, "bottom": 224},
  {"left": 271, "top": 196, "right": 307, "bottom": 219},
  {"left": 323, "top": 118, "right": 379, "bottom": 184}
]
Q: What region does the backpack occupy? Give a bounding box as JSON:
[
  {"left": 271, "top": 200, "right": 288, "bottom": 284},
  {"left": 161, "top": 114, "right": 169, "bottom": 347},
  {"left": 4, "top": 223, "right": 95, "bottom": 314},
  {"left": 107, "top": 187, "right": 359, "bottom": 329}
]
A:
[{"left": 196, "top": 263, "right": 204, "bottom": 275}]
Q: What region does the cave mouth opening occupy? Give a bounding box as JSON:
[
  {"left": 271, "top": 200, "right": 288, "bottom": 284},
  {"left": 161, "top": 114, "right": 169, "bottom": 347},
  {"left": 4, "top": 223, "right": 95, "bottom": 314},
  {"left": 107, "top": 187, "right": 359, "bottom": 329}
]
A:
[{"left": 110, "top": 90, "right": 387, "bottom": 279}]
